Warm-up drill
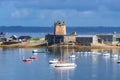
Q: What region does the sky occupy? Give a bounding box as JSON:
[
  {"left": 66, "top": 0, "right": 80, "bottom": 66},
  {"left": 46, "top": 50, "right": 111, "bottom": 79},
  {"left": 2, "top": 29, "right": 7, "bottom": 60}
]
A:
[{"left": 0, "top": 0, "right": 120, "bottom": 27}]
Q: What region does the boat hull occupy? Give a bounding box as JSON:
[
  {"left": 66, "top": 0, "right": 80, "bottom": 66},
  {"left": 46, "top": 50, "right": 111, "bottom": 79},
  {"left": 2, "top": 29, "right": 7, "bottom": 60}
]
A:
[
  {"left": 49, "top": 60, "right": 58, "bottom": 64},
  {"left": 55, "top": 63, "right": 76, "bottom": 67}
]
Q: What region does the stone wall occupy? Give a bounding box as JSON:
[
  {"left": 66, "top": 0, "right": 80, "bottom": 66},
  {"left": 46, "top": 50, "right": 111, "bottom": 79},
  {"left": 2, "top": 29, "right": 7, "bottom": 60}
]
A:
[{"left": 64, "top": 36, "right": 76, "bottom": 43}]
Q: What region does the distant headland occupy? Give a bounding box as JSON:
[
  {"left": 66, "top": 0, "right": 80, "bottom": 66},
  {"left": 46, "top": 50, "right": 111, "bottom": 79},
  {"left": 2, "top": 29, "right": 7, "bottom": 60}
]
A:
[{"left": 1, "top": 21, "right": 120, "bottom": 49}]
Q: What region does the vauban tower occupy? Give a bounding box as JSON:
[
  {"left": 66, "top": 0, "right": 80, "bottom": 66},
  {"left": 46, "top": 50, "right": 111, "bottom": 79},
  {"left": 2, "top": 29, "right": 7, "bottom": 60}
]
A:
[
  {"left": 54, "top": 21, "right": 66, "bottom": 35},
  {"left": 45, "top": 20, "right": 76, "bottom": 45}
]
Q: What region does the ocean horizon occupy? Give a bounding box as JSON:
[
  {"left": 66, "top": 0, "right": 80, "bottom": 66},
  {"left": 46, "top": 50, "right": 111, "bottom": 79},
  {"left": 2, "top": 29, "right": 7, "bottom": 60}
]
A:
[
  {"left": 0, "top": 26, "right": 120, "bottom": 34},
  {"left": 0, "top": 27, "right": 120, "bottom": 38}
]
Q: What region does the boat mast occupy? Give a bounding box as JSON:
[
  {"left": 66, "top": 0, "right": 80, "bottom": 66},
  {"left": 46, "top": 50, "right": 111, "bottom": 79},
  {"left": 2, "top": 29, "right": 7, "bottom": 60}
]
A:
[{"left": 60, "top": 39, "right": 62, "bottom": 61}]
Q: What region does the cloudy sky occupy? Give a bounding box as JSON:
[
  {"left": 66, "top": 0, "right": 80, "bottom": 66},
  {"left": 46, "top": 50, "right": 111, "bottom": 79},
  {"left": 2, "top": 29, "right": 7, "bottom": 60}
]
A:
[{"left": 0, "top": 0, "right": 120, "bottom": 26}]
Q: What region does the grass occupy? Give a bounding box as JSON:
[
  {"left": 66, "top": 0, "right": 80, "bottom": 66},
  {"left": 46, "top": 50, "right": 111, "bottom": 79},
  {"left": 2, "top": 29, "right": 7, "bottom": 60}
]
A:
[
  {"left": 0, "top": 43, "right": 120, "bottom": 49},
  {"left": 47, "top": 45, "right": 120, "bottom": 50}
]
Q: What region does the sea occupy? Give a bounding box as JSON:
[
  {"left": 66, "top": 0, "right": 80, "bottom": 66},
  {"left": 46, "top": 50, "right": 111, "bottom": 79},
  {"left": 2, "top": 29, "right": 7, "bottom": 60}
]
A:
[
  {"left": 0, "top": 27, "right": 120, "bottom": 80},
  {"left": 0, "top": 26, "right": 120, "bottom": 37}
]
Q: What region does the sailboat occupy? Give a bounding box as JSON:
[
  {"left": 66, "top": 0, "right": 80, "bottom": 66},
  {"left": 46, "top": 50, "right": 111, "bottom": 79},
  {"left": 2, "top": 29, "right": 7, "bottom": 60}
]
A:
[{"left": 54, "top": 44, "right": 77, "bottom": 67}]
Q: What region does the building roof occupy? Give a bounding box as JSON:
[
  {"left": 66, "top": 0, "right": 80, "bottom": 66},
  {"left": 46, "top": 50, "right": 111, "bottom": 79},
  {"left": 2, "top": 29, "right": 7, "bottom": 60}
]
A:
[
  {"left": 18, "top": 36, "right": 32, "bottom": 39},
  {"left": 76, "top": 35, "right": 95, "bottom": 37},
  {"left": 96, "top": 34, "right": 114, "bottom": 36},
  {"left": 10, "top": 35, "right": 18, "bottom": 39},
  {"left": 54, "top": 21, "right": 65, "bottom": 26}
]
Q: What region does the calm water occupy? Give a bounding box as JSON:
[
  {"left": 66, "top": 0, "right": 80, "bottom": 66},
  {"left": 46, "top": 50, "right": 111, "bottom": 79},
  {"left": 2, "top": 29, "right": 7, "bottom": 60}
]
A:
[
  {"left": 0, "top": 48, "right": 120, "bottom": 80},
  {"left": 1, "top": 27, "right": 120, "bottom": 38}
]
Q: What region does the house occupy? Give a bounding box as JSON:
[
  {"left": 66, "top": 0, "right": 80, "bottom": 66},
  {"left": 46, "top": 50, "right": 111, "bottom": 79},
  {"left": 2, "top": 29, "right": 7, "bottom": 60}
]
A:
[
  {"left": 96, "top": 34, "right": 118, "bottom": 45},
  {"left": 18, "top": 36, "right": 32, "bottom": 41},
  {"left": 76, "top": 35, "right": 98, "bottom": 46},
  {"left": 10, "top": 35, "right": 18, "bottom": 40}
]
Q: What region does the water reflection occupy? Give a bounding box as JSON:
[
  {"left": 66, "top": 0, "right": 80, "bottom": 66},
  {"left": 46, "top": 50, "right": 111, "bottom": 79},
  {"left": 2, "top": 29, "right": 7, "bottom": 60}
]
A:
[
  {"left": 48, "top": 48, "right": 120, "bottom": 79},
  {"left": 0, "top": 48, "right": 120, "bottom": 80},
  {"left": 48, "top": 48, "right": 120, "bottom": 65},
  {"left": 54, "top": 67, "right": 75, "bottom": 80}
]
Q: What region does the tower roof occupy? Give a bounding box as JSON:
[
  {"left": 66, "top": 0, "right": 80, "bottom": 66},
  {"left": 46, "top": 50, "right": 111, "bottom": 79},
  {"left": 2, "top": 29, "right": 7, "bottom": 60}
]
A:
[{"left": 54, "top": 21, "right": 65, "bottom": 26}]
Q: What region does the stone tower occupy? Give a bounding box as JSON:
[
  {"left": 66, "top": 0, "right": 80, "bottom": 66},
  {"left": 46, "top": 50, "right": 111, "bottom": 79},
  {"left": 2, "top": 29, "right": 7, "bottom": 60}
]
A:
[{"left": 54, "top": 21, "right": 66, "bottom": 35}]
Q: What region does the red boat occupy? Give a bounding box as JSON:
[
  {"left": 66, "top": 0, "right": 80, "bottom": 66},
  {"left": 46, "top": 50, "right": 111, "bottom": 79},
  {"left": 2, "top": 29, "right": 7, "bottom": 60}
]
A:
[{"left": 23, "top": 58, "right": 32, "bottom": 62}]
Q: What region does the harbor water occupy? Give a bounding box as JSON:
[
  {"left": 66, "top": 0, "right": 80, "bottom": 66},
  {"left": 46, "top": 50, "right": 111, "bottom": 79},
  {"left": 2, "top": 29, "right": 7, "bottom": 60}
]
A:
[{"left": 0, "top": 48, "right": 120, "bottom": 80}]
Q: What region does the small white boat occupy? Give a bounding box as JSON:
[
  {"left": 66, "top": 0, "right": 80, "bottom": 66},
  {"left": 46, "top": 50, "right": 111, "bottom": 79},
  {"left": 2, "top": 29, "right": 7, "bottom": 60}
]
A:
[
  {"left": 117, "top": 60, "right": 120, "bottom": 64},
  {"left": 32, "top": 49, "right": 39, "bottom": 53},
  {"left": 112, "top": 54, "right": 118, "bottom": 58},
  {"left": 69, "top": 54, "right": 76, "bottom": 58},
  {"left": 103, "top": 53, "right": 110, "bottom": 56},
  {"left": 49, "top": 59, "right": 58, "bottom": 64},
  {"left": 55, "top": 66, "right": 76, "bottom": 70},
  {"left": 32, "top": 49, "right": 49, "bottom": 53},
  {"left": 55, "top": 63, "right": 76, "bottom": 67}
]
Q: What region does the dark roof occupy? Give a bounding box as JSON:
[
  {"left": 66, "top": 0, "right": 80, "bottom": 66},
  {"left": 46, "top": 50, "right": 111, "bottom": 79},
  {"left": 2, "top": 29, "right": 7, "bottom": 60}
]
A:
[
  {"left": 10, "top": 35, "right": 18, "bottom": 39},
  {"left": 54, "top": 21, "right": 65, "bottom": 26},
  {"left": 18, "top": 36, "right": 32, "bottom": 39}
]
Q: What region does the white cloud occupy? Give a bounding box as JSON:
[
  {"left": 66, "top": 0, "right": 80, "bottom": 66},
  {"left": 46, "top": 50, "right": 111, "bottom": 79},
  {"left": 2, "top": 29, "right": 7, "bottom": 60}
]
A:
[
  {"left": 82, "top": 11, "right": 94, "bottom": 15},
  {"left": 11, "top": 9, "right": 29, "bottom": 18},
  {"left": 11, "top": 10, "right": 20, "bottom": 17},
  {"left": 1, "top": 0, "right": 120, "bottom": 26}
]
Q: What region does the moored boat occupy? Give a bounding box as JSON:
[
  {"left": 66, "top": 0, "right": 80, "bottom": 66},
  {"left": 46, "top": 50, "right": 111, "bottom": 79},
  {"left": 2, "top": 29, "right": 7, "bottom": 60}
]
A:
[
  {"left": 55, "top": 63, "right": 76, "bottom": 67},
  {"left": 54, "top": 44, "right": 76, "bottom": 67},
  {"left": 49, "top": 59, "right": 59, "bottom": 64},
  {"left": 117, "top": 60, "right": 120, "bottom": 64},
  {"left": 32, "top": 49, "right": 39, "bottom": 53},
  {"left": 69, "top": 54, "right": 76, "bottom": 58},
  {"left": 23, "top": 58, "right": 32, "bottom": 62},
  {"left": 32, "top": 49, "right": 49, "bottom": 53},
  {"left": 112, "top": 54, "right": 118, "bottom": 58}
]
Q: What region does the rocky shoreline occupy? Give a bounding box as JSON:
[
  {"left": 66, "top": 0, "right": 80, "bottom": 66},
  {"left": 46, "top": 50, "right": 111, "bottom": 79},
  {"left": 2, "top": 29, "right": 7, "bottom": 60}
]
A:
[{"left": 0, "top": 44, "right": 120, "bottom": 49}]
